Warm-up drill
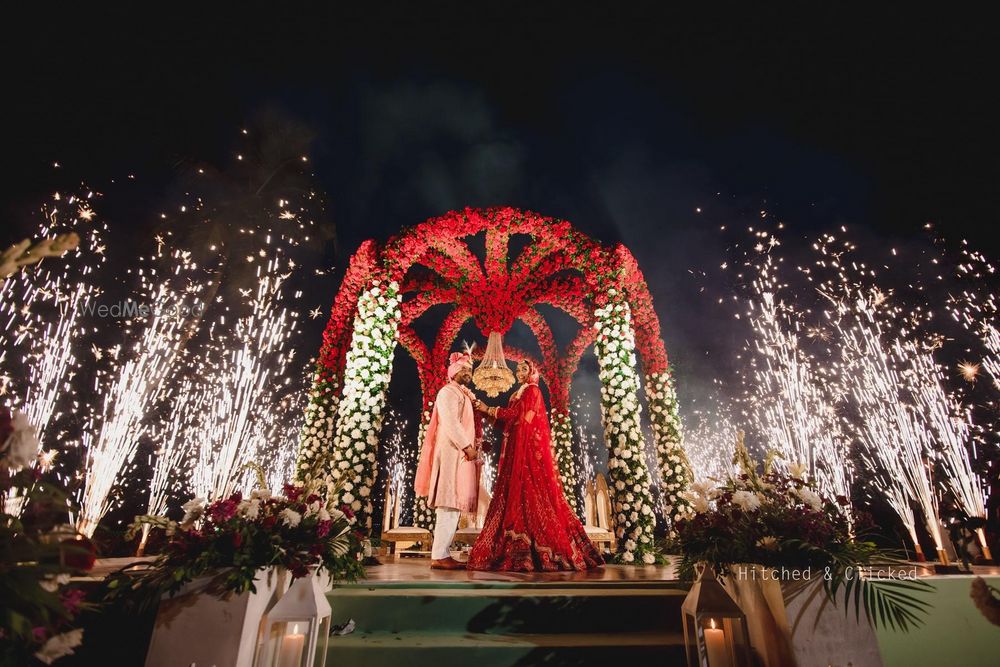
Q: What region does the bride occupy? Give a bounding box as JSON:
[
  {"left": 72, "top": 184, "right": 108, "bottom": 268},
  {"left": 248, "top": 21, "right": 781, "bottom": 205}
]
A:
[{"left": 467, "top": 359, "right": 603, "bottom": 571}]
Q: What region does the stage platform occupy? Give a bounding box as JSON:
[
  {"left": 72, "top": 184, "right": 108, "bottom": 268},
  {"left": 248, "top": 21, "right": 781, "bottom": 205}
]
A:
[
  {"left": 324, "top": 558, "right": 690, "bottom": 666},
  {"left": 324, "top": 558, "right": 1000, "bottom": 667}
]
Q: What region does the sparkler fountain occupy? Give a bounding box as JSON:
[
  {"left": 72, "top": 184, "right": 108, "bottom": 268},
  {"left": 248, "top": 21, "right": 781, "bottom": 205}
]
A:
[
  {"left": 137, "top": 375, "right": 205, "bottom": 553},
  {"left": 832, "top": 293, "right": 950, "bottom": 562},
  {"left": 75, "top": 248, "right": 203, "bottom": 537},
  {"left": 908, "top": 334, "right": 991, "bottom": 560},
  {"left": 189, "top": 264, "right": 301, "bottom": 501},
  {"left": 681, "top": 401, "right": 737, "bottom": 484},
  {"left": 747, "top": 285, "right": 854, "bottom": 511},
  {"left": 1, "top": 194, "right": 102, "bottom": 445},
  {"left": 714, "top": 225, "right": 996, "bottom": 564},
  {"left": 1, "top": 193, "right": 101, "bottom": 514},
  {"left": 725, "top": 235, "right": 855, "bottom": 513},
  {"left": 379, "top": 410, "right": 414, "bottom": 529}
]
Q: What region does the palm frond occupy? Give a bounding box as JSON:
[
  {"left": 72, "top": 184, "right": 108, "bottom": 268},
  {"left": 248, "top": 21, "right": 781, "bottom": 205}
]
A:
[{"left": 784, "top": 538, "right": 933, "bottom": 631}]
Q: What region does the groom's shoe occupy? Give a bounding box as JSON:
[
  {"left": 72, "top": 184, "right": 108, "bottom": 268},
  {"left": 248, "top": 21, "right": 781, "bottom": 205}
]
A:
[{"left": 430, "top": 557, "right": 466, "bottom": 570}]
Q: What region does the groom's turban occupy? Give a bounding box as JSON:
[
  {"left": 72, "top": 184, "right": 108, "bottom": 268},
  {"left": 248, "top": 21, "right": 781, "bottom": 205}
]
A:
[{"left": 447, "top": 352, "right": 473, "bottom": 380}]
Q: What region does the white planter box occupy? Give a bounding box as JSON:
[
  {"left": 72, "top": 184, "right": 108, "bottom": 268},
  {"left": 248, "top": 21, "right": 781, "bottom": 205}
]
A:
[
  {"left": 725, "top": 565, "right": 882, "bottom": 667},
  {"left": 145, "top": 568, "right": 289, "bottom": 667}
]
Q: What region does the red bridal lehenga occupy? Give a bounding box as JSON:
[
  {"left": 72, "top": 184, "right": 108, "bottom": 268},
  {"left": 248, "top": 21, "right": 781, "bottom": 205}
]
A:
[{"left": 467, "top": 383, "right": 604, "bottom": 571}]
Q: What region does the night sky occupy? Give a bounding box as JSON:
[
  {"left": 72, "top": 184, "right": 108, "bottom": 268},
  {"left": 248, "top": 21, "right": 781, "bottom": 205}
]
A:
[{"left": 4, "top": 6, "right": 997, "bottom": 426}]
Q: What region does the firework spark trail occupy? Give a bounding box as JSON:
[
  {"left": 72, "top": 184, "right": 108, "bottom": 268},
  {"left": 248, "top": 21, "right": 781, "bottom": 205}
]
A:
[
  {"left": 948, "top": 247, "right": 1000, "bottom": 390},
  {"left": 262, "top": 382, "right": 309, "bottom": 493},
  {"left": 1, "top": 193, "right": 103, "bottom": 446},
  {"left": 572, "top": 396, "right": 606, "bottom": 521},
  {"left": 951, "top": 300, "right": 1000, "bottom": 390},
  {"left": 190, "top": 266, "right": 299, "bottom": 501},
  {"left": 906, "top": 343, "right": 990, "bottom": 552},
  {"left": 682, "top": 404, "right": 737, "bottom": 484},
  {"left": 76, "top": 255, "right": 201, "bottom": 536},
  {"left": 20, "top": 281, "right": 91, "bottom": 445},
  {"left": 145, "top": 375, "right": 205, "bottom": 518},
  {"left": 480, "top": 448, "right": 495, "bottom": 499},
  {"left": 984, "top": 323, "right": 1000, "bottom": 390},
  {"left": 379, "top": 410, "right": 413, "bottom": 527},
  {"left": 748, "top": 283, "right": 853, "bottom": 509},
  {"left": 1, "top": 193, "right": 103, "bottom": 515},
  {"left": 832, "top": 294, "right": 945, "bottom": 553}
]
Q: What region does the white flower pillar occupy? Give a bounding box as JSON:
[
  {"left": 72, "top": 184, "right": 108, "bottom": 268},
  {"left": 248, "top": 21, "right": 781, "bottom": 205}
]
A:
[
  {"left": 550, "top": 410, "right": 579, "bottom": 513},
  {"left": 645, "top": 370, "right": 693, "bottom": 532},
  {"left": 326, "top": 280, "right": 401, "bottom": 529},
  {"left": 295, "top": 374, "right": 340, "bottom": 483},
  {"left": 594, "top": 293, "right": 658, "bottom": 563}
]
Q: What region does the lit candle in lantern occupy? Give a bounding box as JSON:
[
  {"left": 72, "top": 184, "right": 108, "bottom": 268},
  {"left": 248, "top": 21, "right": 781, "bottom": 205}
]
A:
[
  {"left": 704, "top": 618, "right": 731, "bottom": 667},
  {"left": 278, "top": 623, "right": 305, "bottom": 666}
]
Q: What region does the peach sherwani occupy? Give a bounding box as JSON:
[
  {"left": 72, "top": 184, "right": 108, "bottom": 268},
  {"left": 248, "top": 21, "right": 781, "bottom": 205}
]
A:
[{"left": 415, "top": 382, "right": 481, "bottom": 512}]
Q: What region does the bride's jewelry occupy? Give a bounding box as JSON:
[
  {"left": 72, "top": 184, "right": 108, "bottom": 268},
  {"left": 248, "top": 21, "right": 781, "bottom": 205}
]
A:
[{"left": 511, "top": 382, "right": 534, "bottom": 401}]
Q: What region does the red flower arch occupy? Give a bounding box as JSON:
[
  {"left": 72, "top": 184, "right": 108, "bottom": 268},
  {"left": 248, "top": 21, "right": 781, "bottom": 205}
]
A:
[{"left": 317, "top": 207, "right": 670, "bottom": 419}]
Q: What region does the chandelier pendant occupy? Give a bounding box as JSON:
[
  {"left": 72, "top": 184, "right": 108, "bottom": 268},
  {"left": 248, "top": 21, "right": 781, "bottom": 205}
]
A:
[{"left": 473, "top": 331, "right": 516, "bottom": 397}]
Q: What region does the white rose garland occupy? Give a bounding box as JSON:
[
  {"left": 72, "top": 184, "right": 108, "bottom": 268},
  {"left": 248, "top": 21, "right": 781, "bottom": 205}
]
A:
[
  {"left": 644, "top": 370, "right": 693, "bottom": 532},
  {"left": 325, "top": 281, "right": 401, "bottom": 527},
  {"left": 550, "top": 410, "right": 579, "bottom": 512},
  {"left": 295, "top": 374, "right": 341, "bottom": 482},
  {"left": 594, "top": 296, "right": 658, "bottom": 564}
]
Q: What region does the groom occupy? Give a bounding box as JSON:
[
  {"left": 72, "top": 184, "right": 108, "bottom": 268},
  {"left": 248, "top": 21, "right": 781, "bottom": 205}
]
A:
[{"left": 414, "top": 352, "right": 483, "bottom": 570}]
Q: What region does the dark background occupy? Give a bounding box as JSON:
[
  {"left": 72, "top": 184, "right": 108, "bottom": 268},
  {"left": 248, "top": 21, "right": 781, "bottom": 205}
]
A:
[
  {"left": 2, "top": 6, "right": 997, "bottom": 466},
  {"left": 4, "top": 6, "right": 996, "bottom": 379}
]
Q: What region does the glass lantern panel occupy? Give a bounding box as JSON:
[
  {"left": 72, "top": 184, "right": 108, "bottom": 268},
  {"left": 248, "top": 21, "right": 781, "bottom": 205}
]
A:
[
  {"left": 720, "top": 617, "right": 752, "bottom": 667},
  {"left": 691, "top": 616, "right": 752, "bottom": 667},
  {"left": 315, "top": 615, "right": 332, "bottom": 667},
  {"left": 682, "top": 612, "right": 699, "bottom": 667},
  {"left": 259, "top": 619, "right": 316, "bottom": 667}
]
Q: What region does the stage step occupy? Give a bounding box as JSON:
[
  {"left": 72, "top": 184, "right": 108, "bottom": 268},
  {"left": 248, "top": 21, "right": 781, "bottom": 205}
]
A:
[
  {"left": 324, "top": 579, "right": 689, "bottom": 665},
  {"left": 327, "top": 585, "right": 687, "bottom": 634},
  {"left": 324, "top": 630, "right": 686, "bottom": 666}
]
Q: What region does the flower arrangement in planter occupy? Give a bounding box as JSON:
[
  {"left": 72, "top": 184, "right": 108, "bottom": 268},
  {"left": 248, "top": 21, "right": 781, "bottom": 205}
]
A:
[
  {"left": 107, "top": 472, "right": 365, "bottom": 609},
  {"left": 1, "top": 408, "right": 95, "bottom": 665},
  {"left": 673, "top": 442, "right": 932, "bottom": 631}
]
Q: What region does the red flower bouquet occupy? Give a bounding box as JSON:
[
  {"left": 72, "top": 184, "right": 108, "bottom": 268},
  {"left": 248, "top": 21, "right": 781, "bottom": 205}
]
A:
[{"left": 107, "top": 477, "right": 364, "bottom": 609}]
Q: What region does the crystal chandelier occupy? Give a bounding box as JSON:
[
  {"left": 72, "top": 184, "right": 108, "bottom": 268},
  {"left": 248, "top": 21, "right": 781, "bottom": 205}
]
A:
[{"left": 473, "top": 331, "right": 515, "bottom": 397}]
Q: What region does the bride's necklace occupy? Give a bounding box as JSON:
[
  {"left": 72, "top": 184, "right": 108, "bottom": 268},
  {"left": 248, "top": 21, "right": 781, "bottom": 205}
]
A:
[{"left": 512, "top": 382, "right": 535, "bottom": 401}]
